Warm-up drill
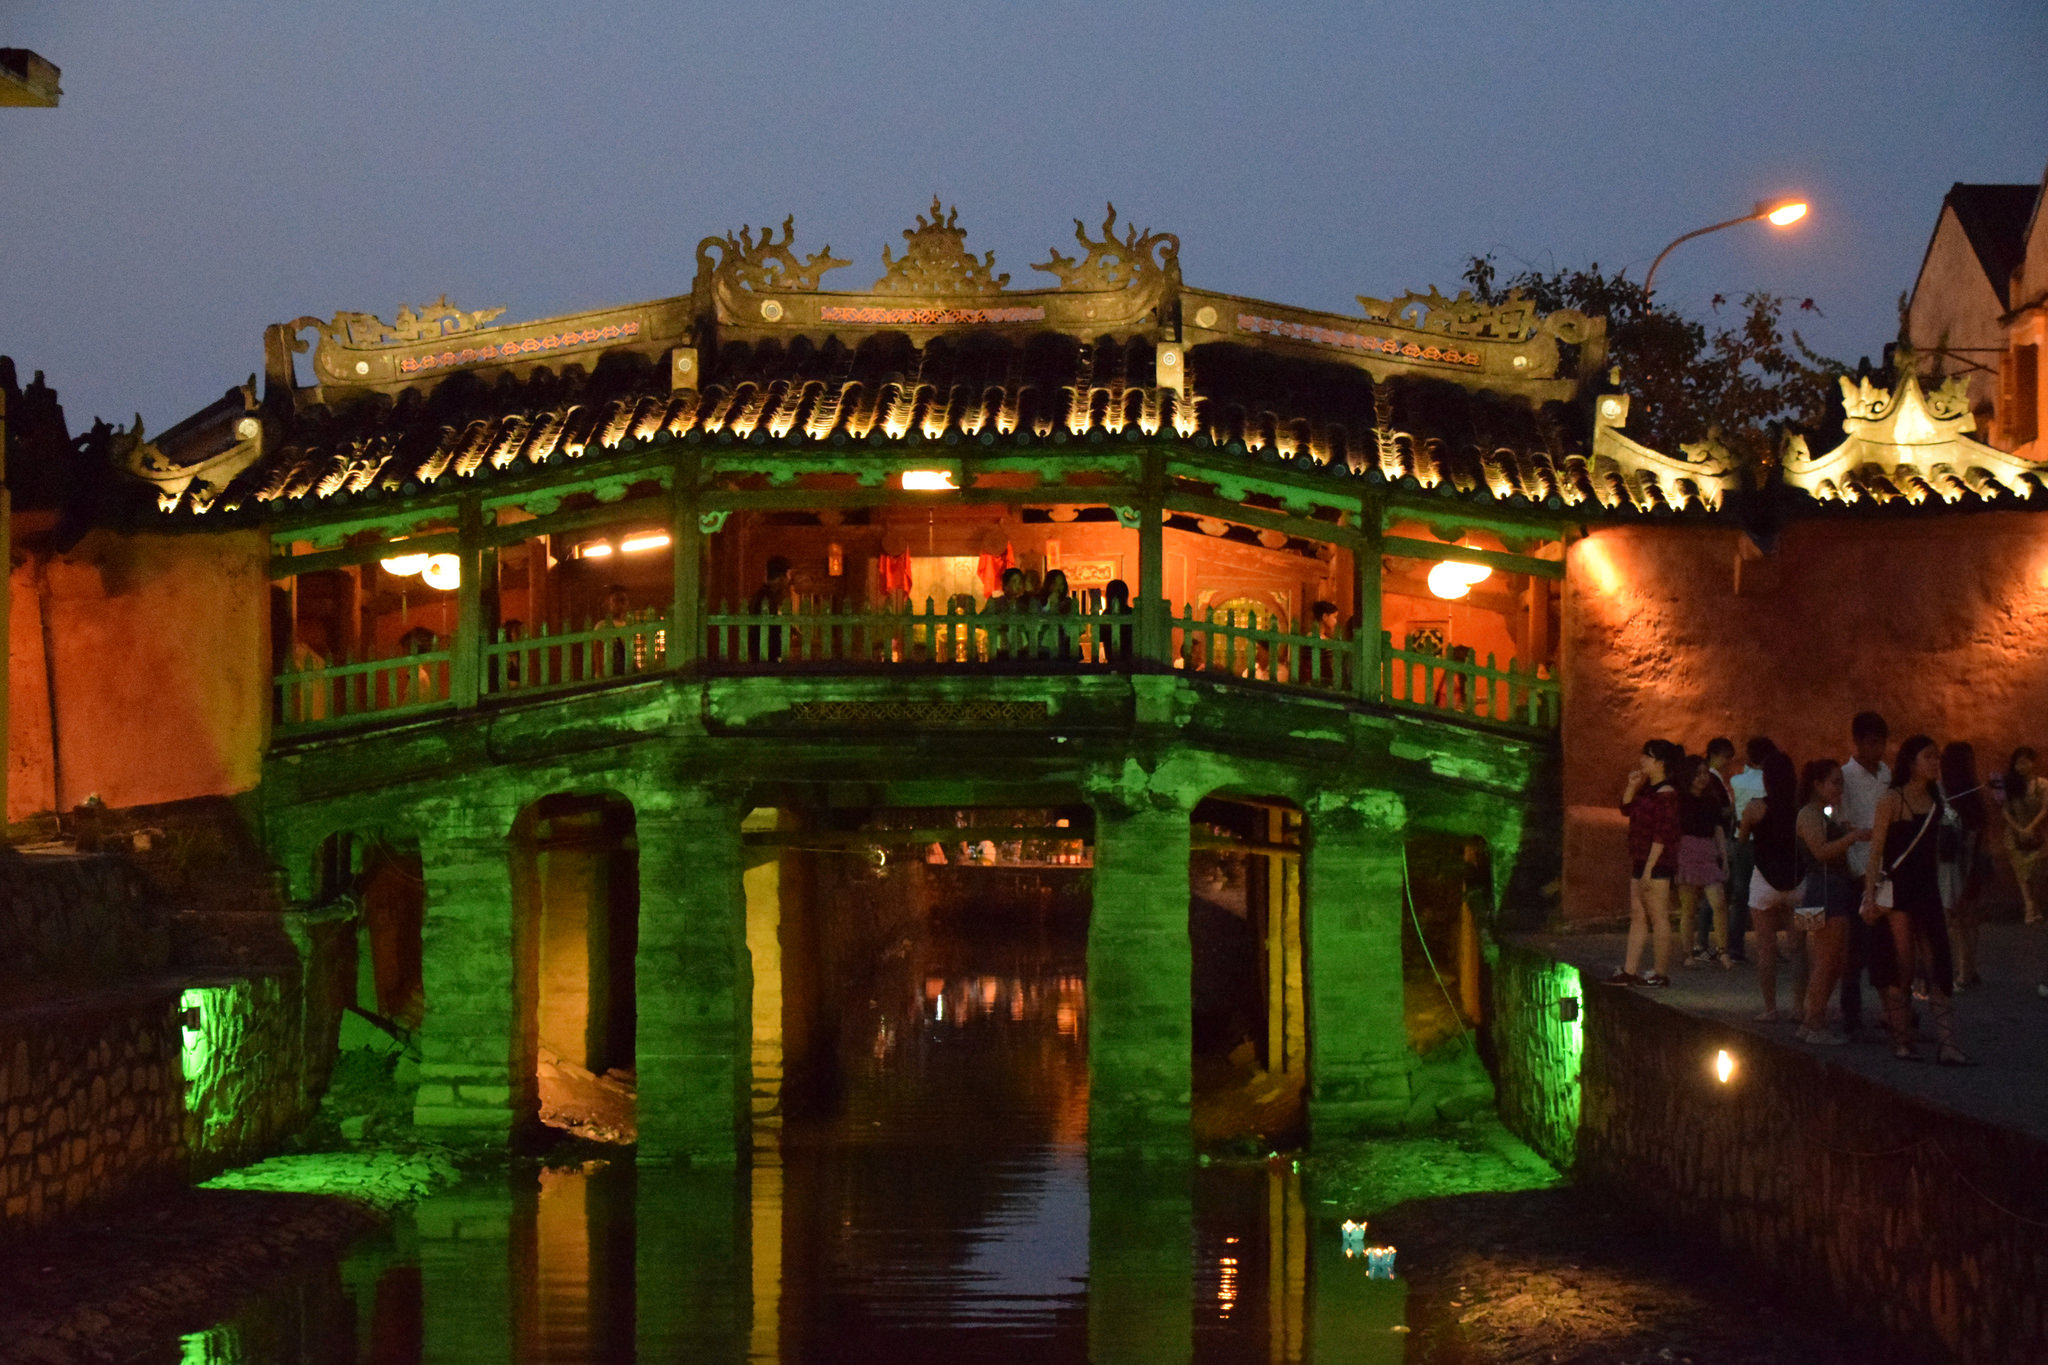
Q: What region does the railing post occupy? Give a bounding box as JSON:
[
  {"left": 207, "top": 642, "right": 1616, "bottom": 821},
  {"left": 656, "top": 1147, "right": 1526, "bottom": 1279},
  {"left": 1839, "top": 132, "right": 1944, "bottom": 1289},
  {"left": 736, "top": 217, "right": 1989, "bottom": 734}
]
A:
[
  {"left": 451, "top": 497, "right": 484, "bottom": 708},
  {"left": 1353, "top": 503, "right": 1383, "bottom": 704},
  {"left": 671, "top": 453, "right": 702, "bottom": 673},
  {"left": 1135, "top": 450, "right": 1168, "bottom": 668}
]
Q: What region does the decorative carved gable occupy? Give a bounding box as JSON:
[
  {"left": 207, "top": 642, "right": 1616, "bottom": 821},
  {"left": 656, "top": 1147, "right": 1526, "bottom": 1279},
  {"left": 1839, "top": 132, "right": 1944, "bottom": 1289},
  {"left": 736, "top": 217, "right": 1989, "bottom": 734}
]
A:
[
  {"left": 875, "top": 199, "right": 1007, "bottom": 296},
  {"left": 1032, "top": 204, "right": 1179, "bottom": 292}
]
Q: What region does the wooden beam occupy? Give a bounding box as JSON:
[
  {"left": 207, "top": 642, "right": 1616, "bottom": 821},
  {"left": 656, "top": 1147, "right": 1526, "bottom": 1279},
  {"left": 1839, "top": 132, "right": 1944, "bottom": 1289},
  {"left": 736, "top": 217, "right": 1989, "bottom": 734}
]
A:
[
  {"left": 701, "top": 484, "right": 1144, "bottom": 511},
  {"left": 1381, "top": 535, "right": 1563, "bottom": 580},
  {"left": 1163, "top": 489, "right": 1361, "bottom": 549}
]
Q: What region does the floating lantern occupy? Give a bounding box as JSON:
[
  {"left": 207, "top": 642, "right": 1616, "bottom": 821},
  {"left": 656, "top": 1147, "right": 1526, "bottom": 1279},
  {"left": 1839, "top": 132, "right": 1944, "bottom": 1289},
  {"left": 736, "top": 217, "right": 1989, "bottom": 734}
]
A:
[
  {"left": 1365, "top": 1246, "right": 1398, "bottom": 1279},
  {"left": 1340, "top": 1219, "right": 1367, "bottom": 1257}
]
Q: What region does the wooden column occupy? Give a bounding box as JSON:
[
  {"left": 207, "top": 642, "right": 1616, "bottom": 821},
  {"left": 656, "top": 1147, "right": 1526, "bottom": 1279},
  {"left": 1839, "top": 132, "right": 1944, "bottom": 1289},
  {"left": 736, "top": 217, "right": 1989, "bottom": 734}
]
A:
[
  {"left": 1135, "top": 450, "right": 1168, "bottom": 668},
  {"left": 670, "top": 454, "right": 702, "bottom": 672},
  {"left": 451, "top": 497, "right": 485, "bottom": 708},
  {"left": 1353, "top": 503, "right": 1384, "bottom": 703}
]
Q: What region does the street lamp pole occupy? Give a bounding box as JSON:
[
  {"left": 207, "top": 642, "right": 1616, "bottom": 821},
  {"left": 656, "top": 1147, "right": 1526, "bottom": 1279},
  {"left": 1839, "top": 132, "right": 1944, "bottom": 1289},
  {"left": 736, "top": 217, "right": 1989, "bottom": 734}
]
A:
[{"left": 1643, "top": 199, "right": 1808, "bottom": 296}]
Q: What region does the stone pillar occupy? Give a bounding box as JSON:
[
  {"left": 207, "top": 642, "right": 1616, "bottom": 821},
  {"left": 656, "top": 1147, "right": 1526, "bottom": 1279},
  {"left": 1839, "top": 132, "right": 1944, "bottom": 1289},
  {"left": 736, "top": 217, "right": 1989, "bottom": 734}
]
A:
[
  {"left": 1303, "top": 790, "right": 1412, "bottom": 1137},
  {"left": 635, "top": 800, "right": 749, "bottom": 1164},
  {"left": 414, "top": 810, "right": 529, "bottom": 1139},
  {"left": 1088, "top": 800, "right": 1192, "bottom": 1161}
]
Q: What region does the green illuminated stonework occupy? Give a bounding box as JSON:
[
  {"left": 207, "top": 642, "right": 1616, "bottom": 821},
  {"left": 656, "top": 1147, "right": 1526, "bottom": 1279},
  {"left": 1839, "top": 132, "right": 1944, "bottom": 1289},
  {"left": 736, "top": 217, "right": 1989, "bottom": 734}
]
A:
[{"left": 1486, "top": 942, "right": 1584, "bottom": 1169}]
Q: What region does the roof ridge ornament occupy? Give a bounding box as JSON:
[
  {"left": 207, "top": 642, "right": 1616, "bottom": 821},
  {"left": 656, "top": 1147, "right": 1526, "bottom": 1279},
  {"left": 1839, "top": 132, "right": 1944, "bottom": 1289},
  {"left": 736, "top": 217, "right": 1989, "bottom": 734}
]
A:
[
  {"left": 697, "top": 215, "right": 851, "bottom": 293},
  {"left": 875, "top": 198, "right": 1007, "bottom": 295},
  {"left": 1033, "top": 204, "right": 1180, "bottom": 292},
  {"left": 315, "top": 296, "right": 507, "bottom": 349},
  {"left": 1355, "top": 286, "right": 1592, "bottom": 345}
]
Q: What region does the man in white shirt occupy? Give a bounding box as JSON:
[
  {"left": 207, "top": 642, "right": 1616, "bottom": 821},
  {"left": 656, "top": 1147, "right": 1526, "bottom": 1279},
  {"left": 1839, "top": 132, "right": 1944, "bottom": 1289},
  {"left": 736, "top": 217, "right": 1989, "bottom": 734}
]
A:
[{"left": 1838, "top": 712, "right": 1890, "bottom": 1034}]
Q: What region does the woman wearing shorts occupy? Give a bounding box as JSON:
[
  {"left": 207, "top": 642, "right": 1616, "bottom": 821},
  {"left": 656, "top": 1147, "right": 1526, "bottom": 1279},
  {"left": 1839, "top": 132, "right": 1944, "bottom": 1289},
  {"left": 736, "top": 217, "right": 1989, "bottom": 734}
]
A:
[
  {"left": 1794, "top": 759, "right": 1869, "bottom": 1043},
  {"left": 1739, "top": 750, "right": 1802, "bottom": 1020},
  {"left": 1612, "top": 739, "right": 1682, "bottom": 986},
  {"left": 1675, "top": 755, "right": 1732, "bottom": 968}
]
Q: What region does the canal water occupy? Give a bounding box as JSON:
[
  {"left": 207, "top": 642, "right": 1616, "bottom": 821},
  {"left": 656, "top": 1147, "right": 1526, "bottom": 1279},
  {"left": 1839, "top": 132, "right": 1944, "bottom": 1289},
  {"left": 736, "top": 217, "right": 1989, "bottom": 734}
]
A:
[{"left": 176, "top": 903, "right": 1420, "bottom": 1363}]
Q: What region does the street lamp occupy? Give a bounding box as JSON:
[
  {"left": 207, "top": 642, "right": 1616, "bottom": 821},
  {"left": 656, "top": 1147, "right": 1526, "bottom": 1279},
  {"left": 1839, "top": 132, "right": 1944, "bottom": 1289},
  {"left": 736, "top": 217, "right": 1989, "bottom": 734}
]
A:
[{"left": 1643, "top": 198, "right": 1809, "bottom": 296}]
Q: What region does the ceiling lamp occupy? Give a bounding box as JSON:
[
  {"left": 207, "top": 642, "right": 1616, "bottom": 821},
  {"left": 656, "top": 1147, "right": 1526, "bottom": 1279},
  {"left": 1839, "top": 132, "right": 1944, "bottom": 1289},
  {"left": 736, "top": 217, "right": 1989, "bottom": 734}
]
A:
[
  {"left": 420, "top": 555, "right": 462, "bottom": 591},
  {"left": 901, "top": 470, "right": 957, "bottom": 491},
  {"left": 1427, "top": 560, "right": 1493, "bottom": 600},
  {"left": 620, "top": 532, "right": 672, "bottom": 553},
  {"left": 381, "top": 552, "right": 431, "bottom": 577}
]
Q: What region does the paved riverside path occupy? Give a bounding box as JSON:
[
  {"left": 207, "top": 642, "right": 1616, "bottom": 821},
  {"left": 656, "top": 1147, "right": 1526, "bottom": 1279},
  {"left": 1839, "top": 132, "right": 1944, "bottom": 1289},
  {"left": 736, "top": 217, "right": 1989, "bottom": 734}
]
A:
[{"left": 1519, "top": 921, "right": 2048, "bottom": 1143}]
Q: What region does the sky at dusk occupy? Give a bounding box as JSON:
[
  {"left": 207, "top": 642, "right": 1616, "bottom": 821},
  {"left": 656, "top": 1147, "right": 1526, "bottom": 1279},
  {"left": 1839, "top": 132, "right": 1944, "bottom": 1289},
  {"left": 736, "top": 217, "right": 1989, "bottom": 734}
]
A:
[{"left": 2, "top": 1, "right": 2044, "bottom": 434}]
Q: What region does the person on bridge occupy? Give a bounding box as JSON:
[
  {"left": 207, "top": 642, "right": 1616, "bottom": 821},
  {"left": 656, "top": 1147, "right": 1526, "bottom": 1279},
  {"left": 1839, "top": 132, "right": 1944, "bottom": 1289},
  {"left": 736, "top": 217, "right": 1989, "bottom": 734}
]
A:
[{"left": 748, "top": 557, "right": 793, "bottom": 663}]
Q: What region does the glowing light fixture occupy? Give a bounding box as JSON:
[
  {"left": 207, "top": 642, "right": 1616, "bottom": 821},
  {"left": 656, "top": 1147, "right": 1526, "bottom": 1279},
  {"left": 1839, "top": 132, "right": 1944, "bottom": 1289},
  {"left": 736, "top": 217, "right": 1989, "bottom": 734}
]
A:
[
  {"left": 381, "top": 553, "right": 431, "bottom": 577},
  {"left": 620, "top": 531, "right": 672, "bottom": 553},
  {"left": 579, "top": 542, "right": 614, "bottom": 560},
  {"left": 420, "top": 554, "right": 461, "bottom": 591},
  {"left": 901, "top": 469, "right": 957, "bottom": 491},
  {"left": 1714, "top": 1048, "right": 1736, "bottom": 1084},
  {"left": 1427, "top": 560, "right": 1493, "bottom": 600},
  {"left": 1645, "top": 197, "right": 1812, "bottom": 294}
]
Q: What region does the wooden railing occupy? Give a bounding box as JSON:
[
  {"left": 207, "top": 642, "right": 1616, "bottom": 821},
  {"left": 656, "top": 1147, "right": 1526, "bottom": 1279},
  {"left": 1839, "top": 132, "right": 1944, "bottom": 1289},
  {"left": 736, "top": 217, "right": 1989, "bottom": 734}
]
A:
[
  {"left": 703, "top": 598, "right": 1129, "bottom": 668},
  {"left": 273, "top": 647, "right": 452, "bottom": 729},
  {"left": 1169, "top": 604, "right": 1352, "bottom": 694},
  {"left": 273, "top": 603, "right": 1560, "bottom": 736},
  {"left": 481, "top": 613, "right": 669, "bottom": 699},
  {"left": 1381, "top": 636, "right": 1559, "bottom": 729}
]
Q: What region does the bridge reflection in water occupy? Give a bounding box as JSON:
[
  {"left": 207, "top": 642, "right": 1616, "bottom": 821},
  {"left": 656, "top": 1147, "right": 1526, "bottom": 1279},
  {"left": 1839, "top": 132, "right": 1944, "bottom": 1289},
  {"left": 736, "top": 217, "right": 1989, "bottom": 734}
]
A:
[{"left": 184, "top": 904, "right": 1408, "bottom": 1363}]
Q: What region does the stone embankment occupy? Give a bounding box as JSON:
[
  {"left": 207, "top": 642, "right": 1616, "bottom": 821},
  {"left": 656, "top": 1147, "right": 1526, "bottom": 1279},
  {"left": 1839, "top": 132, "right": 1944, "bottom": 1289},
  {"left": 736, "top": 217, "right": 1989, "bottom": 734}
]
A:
[{"left": 1489, "top": 936, "right": 2048, "bottom": 1365}]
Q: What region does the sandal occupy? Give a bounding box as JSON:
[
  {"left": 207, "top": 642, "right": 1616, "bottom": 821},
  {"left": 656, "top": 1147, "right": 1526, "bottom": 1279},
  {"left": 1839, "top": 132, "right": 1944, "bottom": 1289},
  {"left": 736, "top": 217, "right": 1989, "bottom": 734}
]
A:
[
  {"left": 1937, "top": 1047, "right": 1979, "bottom": 1067},
  {"left": 1894, "top": 1045, "right": 1925, "bottom": 1062},
  {"left": 1604, "top": 970, "right": 1643, "bottom": 986}
]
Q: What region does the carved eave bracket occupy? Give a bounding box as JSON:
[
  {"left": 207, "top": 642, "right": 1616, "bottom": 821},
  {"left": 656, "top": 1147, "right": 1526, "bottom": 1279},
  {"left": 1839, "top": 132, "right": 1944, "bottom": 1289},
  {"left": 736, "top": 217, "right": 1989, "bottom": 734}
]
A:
[
  {"left": 1590, "top": 392, "right": 1742, "bottom": 512},
  {"left": 121, "top": 378, "right": 265, "bottom": 513},
  {"left": 1784, "top": 366, "right": 2047, "bottom": 504}
]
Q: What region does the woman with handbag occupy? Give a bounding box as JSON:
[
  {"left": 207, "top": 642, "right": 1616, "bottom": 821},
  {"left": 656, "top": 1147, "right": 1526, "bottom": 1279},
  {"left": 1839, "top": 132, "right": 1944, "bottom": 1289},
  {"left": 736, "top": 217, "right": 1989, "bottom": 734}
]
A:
[
  {"left": 2001, "top": 747, "right": 2046, "bottom": 925},
  {"left": 1795, "top": 760, "right": 1870, "bottom": 1045},
  {"left": 1863, "top": 735, "right": 1971, "bottom": 1064}
]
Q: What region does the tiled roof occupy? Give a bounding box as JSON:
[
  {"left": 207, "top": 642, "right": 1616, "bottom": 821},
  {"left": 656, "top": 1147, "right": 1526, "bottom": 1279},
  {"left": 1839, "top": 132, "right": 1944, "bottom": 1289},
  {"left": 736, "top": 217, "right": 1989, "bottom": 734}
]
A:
[
  {"left": 1943, "top": 183, "right": 2038, "bottom": 310},
  {"left": 124, "top": 333, "right": 1652, "bottom": 520}
]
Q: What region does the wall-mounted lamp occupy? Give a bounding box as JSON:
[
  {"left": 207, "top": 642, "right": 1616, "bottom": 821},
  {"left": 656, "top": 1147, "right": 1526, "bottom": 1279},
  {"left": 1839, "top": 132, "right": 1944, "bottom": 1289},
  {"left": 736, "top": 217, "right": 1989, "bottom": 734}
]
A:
[
  {"left": 1557, "top": 995, "right": 1581, "bottom": 1023},
  {"left": 1427, "top": 560, "right": 1493, "bottom": 600},
  {"left": 381, "top": 552, "right": 430, "bottom": 577},
  {"left": 901, "top": 469, "right": 957, "bottom": 491},
  {"left": 1714, "top": 1048, "right": 1736, "bottom": 1085}
]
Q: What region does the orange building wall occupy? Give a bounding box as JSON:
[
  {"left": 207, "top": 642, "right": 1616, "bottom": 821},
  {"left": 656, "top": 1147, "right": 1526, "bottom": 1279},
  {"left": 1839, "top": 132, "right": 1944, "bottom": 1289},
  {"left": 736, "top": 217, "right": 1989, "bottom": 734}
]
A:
[
  {"left": 8, "top": 527, "right": 268, "bottom": 821},
  {"left": 1562, "top": 514, "right": 2048, "bottom": 923}
]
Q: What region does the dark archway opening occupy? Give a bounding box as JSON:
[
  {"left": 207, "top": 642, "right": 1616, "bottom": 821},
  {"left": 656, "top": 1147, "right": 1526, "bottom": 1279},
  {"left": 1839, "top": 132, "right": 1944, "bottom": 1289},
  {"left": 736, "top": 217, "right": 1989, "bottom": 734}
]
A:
[
  {"left": 512, "top": 793, "right": 640, "bottom": 1143},
  {"left": 1191, "top": 796, "right": 1307, "bottom": 1149}
]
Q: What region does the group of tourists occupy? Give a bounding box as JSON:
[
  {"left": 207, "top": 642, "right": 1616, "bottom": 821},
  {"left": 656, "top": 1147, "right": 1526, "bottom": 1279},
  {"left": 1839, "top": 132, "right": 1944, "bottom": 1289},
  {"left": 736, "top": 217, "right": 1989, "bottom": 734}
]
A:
[{"left": 1610, "top": 711, "right": 2034, "bottom": 1066}]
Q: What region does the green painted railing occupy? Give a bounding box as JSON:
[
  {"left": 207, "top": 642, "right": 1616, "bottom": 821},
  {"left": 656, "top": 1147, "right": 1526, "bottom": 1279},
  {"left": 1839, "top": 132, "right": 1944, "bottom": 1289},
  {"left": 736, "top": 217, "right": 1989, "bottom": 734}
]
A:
[
  {"left": 481, "top": 612, "right": 670, "bottom": 698},
  {"left": 272, "top": 605, "right": 1559, "bottom": 736},
  {"left": 703, "top": 597, "right": 1126, "bottom": 667},
  {"left": 1169, "top": 604, "right": 1352, "bottom": 694},
  {"left": 272, "top": 646, "right": 452, "bottom": 729},
  {"left": 1381, "top": 635, "right": 1559, "bottom": 729}
]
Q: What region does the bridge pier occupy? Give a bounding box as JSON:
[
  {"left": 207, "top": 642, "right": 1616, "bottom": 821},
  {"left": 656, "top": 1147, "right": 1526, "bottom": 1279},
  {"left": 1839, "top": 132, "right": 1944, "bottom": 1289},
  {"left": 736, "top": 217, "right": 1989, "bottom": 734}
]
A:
[
  {"left": 413, "top": 814, "right": 531, "bottom": 1138},
  {"left": 1304, "top": 790, "right": 1414, "bottom": 1137},
  {"left": 1087, "top": 799, "right": 1195, "bottom": 1161},
  {"left": 635, "top": 800, "right": 750, "bottom": 1164}
]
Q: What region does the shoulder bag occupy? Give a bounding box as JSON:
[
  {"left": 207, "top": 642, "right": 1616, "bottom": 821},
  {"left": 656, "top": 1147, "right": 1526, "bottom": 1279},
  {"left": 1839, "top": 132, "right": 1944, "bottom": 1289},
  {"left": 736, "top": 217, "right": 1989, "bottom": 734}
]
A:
[{"left": 1873, "top": 799, "right": 1938, "bottom": 910}]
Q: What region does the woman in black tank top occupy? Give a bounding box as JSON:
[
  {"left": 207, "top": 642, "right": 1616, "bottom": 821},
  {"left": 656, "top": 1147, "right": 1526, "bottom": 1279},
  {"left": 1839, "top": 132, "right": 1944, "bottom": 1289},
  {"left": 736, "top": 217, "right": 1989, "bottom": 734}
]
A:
[
  {"left": 1739, "top": 751, "right": 1802, "bottom": 1020},
  {"left": 1863, "top": 735, "right": 1970, "bottom": 1064}
]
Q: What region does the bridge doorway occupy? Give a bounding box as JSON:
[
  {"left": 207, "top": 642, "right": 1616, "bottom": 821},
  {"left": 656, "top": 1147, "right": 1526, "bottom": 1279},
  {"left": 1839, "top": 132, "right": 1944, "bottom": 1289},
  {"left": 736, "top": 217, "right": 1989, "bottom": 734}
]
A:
[
  {"left": 511, "top": 794, "right": 640, "bottom": 1143},
  {"left": 744, "top": 805, "right": 1093, "bottom": 1143},
  {"left": 1191, "top": 796, "right": 1307, "bottom": 1148}
]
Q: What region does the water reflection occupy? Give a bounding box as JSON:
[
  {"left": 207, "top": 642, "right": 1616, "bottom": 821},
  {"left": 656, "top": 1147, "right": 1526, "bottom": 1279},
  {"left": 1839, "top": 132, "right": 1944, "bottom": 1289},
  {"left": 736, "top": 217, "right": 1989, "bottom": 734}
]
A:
[{"left": 179, "top": 897, "right": 1407, "bottom": 1363}]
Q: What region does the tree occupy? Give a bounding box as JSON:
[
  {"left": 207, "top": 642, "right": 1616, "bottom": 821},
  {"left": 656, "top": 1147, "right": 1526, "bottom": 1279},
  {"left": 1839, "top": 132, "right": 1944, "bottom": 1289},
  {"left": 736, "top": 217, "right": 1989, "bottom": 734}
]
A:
[{"left": 1463, "top": 255, "right": 1845, "bottom": 472}]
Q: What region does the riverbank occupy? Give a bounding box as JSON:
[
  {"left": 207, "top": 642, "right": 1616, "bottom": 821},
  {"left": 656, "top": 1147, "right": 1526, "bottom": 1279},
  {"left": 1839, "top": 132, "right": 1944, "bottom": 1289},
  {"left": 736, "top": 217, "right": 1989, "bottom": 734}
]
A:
[{"left": 0, "top": 1147, "right": 463, "bottom": 1365}]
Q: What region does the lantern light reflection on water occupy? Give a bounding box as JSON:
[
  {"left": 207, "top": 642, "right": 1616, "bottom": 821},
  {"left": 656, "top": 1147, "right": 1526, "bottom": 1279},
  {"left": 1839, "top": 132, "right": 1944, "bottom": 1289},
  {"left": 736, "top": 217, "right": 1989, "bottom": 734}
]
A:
[{"left": 1365, "top": 1246, "right": 1398, "bottom": 1279}]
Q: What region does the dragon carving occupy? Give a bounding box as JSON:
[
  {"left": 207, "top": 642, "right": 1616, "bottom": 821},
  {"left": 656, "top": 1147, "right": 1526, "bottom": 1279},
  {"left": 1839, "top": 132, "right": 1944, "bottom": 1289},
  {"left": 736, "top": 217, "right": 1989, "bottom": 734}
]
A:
[
  {"left": 697, "top": 216, "right": 850, "bottom": 293},
  {"left": 875, "top": 199, "right": 1007, "bottom": 295},
  {"left": 1033, "top": 204, "right": 1179, "bottom": 292}
]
